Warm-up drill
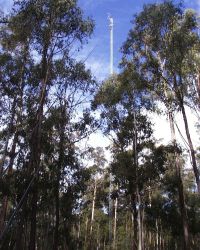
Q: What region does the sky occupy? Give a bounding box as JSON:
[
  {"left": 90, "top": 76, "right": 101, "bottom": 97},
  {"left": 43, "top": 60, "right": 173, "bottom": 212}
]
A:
[{"left": 0, "top": 0, "right": 199, "bottom": 158}]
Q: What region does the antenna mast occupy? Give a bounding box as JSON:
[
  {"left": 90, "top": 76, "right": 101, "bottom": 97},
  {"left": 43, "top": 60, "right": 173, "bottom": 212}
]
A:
[{"left": 109, "top": 15, "right": 114, "bottom": 75}]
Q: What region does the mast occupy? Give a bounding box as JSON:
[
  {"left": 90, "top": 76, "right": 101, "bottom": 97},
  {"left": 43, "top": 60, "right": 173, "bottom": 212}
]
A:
[{"left": 109, "top": 15, "right": 114, "bottom": 75}]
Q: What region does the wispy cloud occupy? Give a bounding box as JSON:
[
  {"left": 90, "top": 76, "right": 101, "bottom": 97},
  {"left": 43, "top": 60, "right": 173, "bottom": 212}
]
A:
[
  {"left": 184, "top": 0, "right": 200, "bottom": 13},
  {"left": 197, "top": 0, "right": 200, "bottom": 12},
  {"left": 73, "top": 38, "right": 111, "bottom": 81},
  {"left": 85, "top": 59, "right": 110, "bottom": 81}
]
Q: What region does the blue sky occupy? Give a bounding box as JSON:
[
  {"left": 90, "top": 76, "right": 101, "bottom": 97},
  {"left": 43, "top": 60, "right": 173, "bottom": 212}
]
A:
[{"left": 78, "top": 0, "right": 200, "bottom": 79}]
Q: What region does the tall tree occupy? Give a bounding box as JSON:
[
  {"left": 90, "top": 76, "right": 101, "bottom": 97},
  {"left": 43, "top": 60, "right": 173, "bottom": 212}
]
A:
[
  {"left": 0, "top": 0, "right": 95, "bottom": 249},
  {"left": 93, "top": 73, "right": 169, "bottom": 249},
  {"left": 121, "top": 1, "right": 200, "bottom": 194}
]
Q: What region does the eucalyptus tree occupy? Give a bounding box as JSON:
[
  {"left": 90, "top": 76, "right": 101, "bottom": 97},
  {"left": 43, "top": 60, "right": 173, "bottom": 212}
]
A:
[
  {"left": 0, "top": 0, "right": 96, "bottom": 249},
  {"left": 121, "top": 1, "right": 200, "bottom": 196},
  {"left": 76, "top": 147, "right": 109, "bottom": 250},
  {"left": 93, "top": 72, "right": 169, "bottom": 249},
  {"left": 0, "top": 13, "right": 33, "bottom": 236},
  {"left": 121, "top": 2, "right": 200, "bottom": 248}
]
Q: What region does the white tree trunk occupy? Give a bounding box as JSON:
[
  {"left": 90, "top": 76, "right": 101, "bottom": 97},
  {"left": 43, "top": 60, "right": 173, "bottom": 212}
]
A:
[{"left": 90, "top": 180, "right": 97, "bottom": 235}]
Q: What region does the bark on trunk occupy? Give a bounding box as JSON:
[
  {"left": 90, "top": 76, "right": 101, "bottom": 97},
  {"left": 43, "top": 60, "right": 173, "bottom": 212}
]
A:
[
  {"left": 0, "top": 99, "right": 16, "bottom": 176},
  {"left": 0, "top": 54, "right": 25, "bottom": 232},
  {"left": 28, "top": 42, "right": 49, "bottom": 249},
  {"left": 156, "top": 219, "right": 159, "bottom": 250},
  {"left": 0, "top": 197, "right": 8, "bottom": 235},
  {"left": 109, "top": 172, "right": 113, "bottom": 247},
  {"left": 90, "top": 180, "right": 97, "bottom": 236},
  {"left": 196, "top": 73, "right": 200, "bottom": 107},
  {"left": 15, "top": 210, "right": 26, "bottom": 250},
  {"left": 89, "top": 180, "right": 97, "bottom": 250},
  {"left": 113, "top": 196, "right": 118, "bottom": 249},
  {"left": 84, "top": 216, "right": 88, "bottom": 249},
  {"left": 53, "top": 176, "right": 60, "bottom": 250},
  {"left": 77, "top": 219, "right": 81, "bottom": 250},
  {"left": 132, "top": 111, "right": 139, "bottom": 250},
  {"left": 132, "top": 197, "right": 137, "bottom": 250},
  {"left": 0, "top": 42, "right": 28, "bottom": 238},
  {"left": 180, "top": 103, "right": 200, "bottom": 194},
  {"left": 168, "top": 112, "right": 190, "bottom": 249},
  {"left": 53, "top": 104, "right": 66, "bottom": 250},
  {"left": 137, "top": 187, "right": 142, "bottom": 250},
  {"left": 29, "top": 185, "right": 38, "bottom": 250},
  {"left": 173, "top": 73, "right": 200, "bottom": 194},
  {"left": 0, "top": 132, "right": 18, "bottom": 234}
]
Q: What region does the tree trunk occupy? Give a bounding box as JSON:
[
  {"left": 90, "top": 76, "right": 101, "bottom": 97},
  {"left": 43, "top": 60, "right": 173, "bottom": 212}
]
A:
[
  {"left": 53, "top": 175, "right": 60, "bottom": 250},
  {"left": 0, "top": 98, "right": 16, "bottom": 176},
  {"left": 28, "top": 34, "right": 51, "bottom": 248},
  {"left": 113, "top": 196, "right": 118, "bottom": 249},
  {"left": 53, "top": 108, "right": 65, "bottom": 250},
  {"left": 97, "top": 224, "right": 100, "bottom": 250},
  {"left": 77, "top": 219, "right": 81, "bottom": 250},
  {"left": 196, "top": 73, "right": 200, "bottom": 107},
  {"left": 131, "top": 194, "right": 137, "bottom": 250},
  {"left": 131, "top": 111, "right": 140, "bottom": 250},
  {"left": 0, "top": 132, "right": 18, "bottom": 234},
  {"left": 15, "top": 208, "right": 27, "bottom": 250},
  {"left": 156, "top": 219, "right": 159, "bottom": 250},
  {"left": 84, "top": 216, "right": 88, "bottom": 250},
  {"left": 0, "top": 93, "right": 24, "bottom": 235},
  {"left": 0, "top": 196, "right": 8, "bottom": 235},
  {"left": 109, "top": 172, "right": 113, "bottom": 247},
  {"left": 137, "top": 186, "right": 142, "bottom": 250},
  {"left": 0, "top": 42, "right": 28, "bottom": 238},
  {"left": 168, "top": 112, "right": 190, "bottom": 249},
  {"left": 180, "top": 103, "right": 200, "bottom": 194},
  {"left": 125, "top": 212, "right": 128, "bottom": 249},
  {"left": 172, "top": 73, "right": 200, "bottom": 194},
  {"left": 29, "top": 184, "right": 38, "bottom": 250},
  {"left": 161, "top": 62, "right": 190, "bottom": 247},
  {"left": 28, "top": 58, "right": 48, "bottom": 250},
  {"left": 88, "top": 180, "right": 97, "bottom": 250},
  {"left": 141, "top": 207, "right": 145, "bottom": 250},
  {"left": 90, "top": 180, "right": 97, "bottom": 236}
]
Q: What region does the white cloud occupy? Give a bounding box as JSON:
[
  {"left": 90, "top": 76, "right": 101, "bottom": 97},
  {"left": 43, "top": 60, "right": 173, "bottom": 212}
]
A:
[
  {"left": 73, "top": 38, "right": 111, "bottom": 81},
  {"left": 85, "top": 59, "right": 109, "bottom": 81},
  {"left": 151, "top": 106, "right": 199, "bottom": 151},
  {"left": 185, "top": 0, "right": 200, "bottom": 13}
]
